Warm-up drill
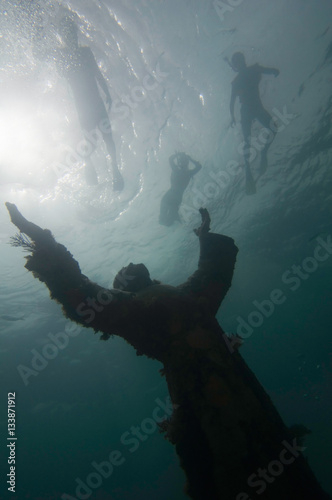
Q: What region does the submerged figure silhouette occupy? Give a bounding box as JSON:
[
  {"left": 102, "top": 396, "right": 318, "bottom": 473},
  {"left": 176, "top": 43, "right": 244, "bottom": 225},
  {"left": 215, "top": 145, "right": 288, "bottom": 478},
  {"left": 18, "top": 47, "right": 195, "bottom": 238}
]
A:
[
  {"left": 159, "top": 152, "right": 201, "bottom": 226},
  {"left": 6, "top": 201, "right": 331, "bottom": 500},
  {"left": 229, "top": 52, "right": 279, "bottom": 194},
  {"left": 34, "top": 17, "right": 124, "bottom": 190}
]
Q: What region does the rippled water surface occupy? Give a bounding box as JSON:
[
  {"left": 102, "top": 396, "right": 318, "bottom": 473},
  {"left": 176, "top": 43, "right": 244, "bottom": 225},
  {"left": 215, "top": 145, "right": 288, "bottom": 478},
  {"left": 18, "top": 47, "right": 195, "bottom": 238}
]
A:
[{"left": 0, "top": 1, "right": 331, "bottom": 498}]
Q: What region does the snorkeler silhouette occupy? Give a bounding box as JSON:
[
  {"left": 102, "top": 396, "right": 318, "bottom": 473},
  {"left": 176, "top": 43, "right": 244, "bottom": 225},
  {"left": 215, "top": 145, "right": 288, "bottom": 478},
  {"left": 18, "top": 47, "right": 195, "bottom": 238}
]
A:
[
  {"left": 229, "top": 52, "right": 279, "bottom": 194},
  {"left": 6, "top": 201, "right": 331, "bottom": 500},
  {"left": 159, "top": 152, "right": 201, "bottom": 226},
  {"left": 34, "top": 17, "right": 124, "bottom": 190}
]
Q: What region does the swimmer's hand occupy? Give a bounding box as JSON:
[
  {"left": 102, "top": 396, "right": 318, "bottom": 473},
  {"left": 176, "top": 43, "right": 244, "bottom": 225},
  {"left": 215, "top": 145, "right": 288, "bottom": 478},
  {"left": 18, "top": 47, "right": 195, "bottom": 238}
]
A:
[
  {"left": 273, "top": 69, "right": 280, "bottom": 77},
  {"left": 187, "top": 155, "right": 200, "bottom": 165},
  {"left": 230, "top": 117, "right": 236, "bottom": 127}
]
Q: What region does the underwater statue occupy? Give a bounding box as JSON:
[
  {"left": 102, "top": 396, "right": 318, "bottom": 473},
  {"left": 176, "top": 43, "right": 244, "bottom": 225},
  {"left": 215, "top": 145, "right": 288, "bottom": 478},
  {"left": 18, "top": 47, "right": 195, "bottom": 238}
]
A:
[
  {"left": 159, "top": 152, "right": 202, "bottom": 226},
  {"left": 5, "top": 202, "right": 331, "bottom": 500},
  {"left": 229, "top": 52, "right": 279, "bottom": 194}
]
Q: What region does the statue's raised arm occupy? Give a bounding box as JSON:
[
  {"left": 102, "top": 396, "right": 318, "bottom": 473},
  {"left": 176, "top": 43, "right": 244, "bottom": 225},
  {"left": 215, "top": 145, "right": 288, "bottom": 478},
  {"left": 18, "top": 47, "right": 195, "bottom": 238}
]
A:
[
  {"left": 178, "top": 208, "right": 238, "bottom": 315},
  {"left": 5, "top": 202, "right": 135, "bottom": 341}
]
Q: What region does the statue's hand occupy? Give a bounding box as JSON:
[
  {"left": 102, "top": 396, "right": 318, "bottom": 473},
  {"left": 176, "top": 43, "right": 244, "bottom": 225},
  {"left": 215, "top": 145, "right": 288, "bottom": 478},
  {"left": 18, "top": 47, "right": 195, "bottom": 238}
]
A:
[
  {"left": 194, "top": 208, "right": 211, "bottom": 237},
  {"left": 5, "top": 203, "right": 55, "bottom": 246}
]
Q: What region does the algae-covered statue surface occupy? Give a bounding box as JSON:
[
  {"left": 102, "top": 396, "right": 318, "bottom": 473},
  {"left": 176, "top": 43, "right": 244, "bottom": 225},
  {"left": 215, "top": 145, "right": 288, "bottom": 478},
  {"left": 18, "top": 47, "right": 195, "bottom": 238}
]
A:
[{"left": 6, "top": 203, "right": 331, "bottom": 500}]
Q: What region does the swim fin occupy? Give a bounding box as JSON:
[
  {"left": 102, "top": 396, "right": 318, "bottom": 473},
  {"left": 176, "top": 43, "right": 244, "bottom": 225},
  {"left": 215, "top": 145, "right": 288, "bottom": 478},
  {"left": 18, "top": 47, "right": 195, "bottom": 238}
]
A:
[
  {"left": 259, "top": 149, "right": 268, "bottom": 175},
  {"left": 245, "top": 165, "right": 256, "bottom": 195}
]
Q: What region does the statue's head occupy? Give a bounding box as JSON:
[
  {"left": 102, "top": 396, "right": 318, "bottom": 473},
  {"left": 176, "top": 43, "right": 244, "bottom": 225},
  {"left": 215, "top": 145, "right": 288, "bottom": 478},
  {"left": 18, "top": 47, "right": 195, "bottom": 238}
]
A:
[
  {"left": 113, "top": 263, "right": 154, "bottom": 292},
  {"left": 231, "top": 52, "right": 246, "bottom": 72},
  {"left": 59, "top": 16, "right": 78, "bottom": 47}
]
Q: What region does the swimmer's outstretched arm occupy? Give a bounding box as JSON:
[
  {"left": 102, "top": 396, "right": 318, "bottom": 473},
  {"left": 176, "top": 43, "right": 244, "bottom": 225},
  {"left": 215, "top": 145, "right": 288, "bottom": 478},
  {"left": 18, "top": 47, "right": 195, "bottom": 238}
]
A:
[
  {"left": 5, "top": 203, "right": 135, "bottom": 340},
  {"left": 259, "top": 64, "right": 280, "bottom": 77},
  {"left": 178, "top": 208, "right": 238, "bottom": 315}
]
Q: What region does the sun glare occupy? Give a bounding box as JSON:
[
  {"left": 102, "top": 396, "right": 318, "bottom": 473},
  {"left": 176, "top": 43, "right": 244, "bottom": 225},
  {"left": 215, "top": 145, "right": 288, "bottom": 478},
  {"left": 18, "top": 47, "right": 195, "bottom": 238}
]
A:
[
  {"left": 0, "top": 104, "right": 43, "bottom": 177},
  {"left": 0, "top": 96, "right": 64, "bottom": 185}
]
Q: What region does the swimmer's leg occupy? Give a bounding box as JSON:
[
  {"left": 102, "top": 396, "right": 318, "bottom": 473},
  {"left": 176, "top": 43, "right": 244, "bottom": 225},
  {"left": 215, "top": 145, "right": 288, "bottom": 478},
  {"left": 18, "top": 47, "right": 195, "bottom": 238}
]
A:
[
  {"left": 160, "top": 191, "right": 182, "bottom": 226},
  {"left": 241, "top": 112, "right": 256, "bottom": 195},
  {"left": 240, "top": 111, "right": 252, "bottom": 168},
  {"left": 159, "top": 193, "right": 172, "bottom": 226},
  {"left": 257, "top": 108, "right": 276, "bottom": 174},
  {"left": 244, "top": 164, "right": 256, "bottom": 195},
  {"left": 101, "top": 122, "right": 124, "bottom": 192}
]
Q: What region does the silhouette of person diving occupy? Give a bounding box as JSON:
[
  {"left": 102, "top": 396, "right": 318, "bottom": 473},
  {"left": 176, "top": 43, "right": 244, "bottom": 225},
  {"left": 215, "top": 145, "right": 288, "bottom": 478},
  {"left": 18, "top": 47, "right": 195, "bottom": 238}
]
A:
[
  {"left": 34, "top": 17, "right": 124, "bottom": 190},
  {"left": 6, "top": 201, "right": 331, "bottom": 500},
  {"left": 159, "top": 152, "right": 201, "bottom": 226},
  {"left": 229, "top": 52, "right": 279, "bottom": 194}
]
